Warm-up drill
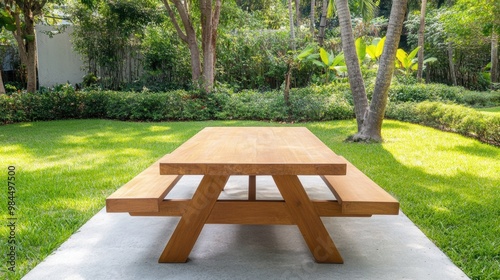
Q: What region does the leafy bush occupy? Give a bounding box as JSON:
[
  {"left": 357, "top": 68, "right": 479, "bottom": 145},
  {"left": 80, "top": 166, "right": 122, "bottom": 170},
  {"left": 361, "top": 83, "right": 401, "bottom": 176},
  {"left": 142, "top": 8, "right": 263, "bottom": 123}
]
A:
[
  {"left": 389, "top": 83, "right": 500, "bottom": 107},
  {"left": 216, "top": 30, "right": 317, "bottom": 90},
  {"left": 217, "top": 90, "right": 288, "bottom": 121},
  {"left": 0, "top": 84, "right": 355, "bottom": 124},
  {"left": 288, "top": 85, "right": 354, "bottom": 121},
  {"left": 386, "top": 101, "right": 499, "bottom": 146},
  {"left": 2, "top": 84, "right": 497, "bottom": 146}
]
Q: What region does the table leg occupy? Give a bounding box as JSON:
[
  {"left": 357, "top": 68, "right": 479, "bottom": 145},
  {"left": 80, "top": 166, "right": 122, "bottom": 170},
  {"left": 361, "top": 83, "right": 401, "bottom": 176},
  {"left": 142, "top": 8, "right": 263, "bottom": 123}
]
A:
[
  {"left": 159, "top": 175, "right": 229, "bottom": 263},
  {"left": 273, "top": 175, "right": 344, "bottom": 263},
  {"left": 248, "top": 175, "right": 256, "bottom": 200}
]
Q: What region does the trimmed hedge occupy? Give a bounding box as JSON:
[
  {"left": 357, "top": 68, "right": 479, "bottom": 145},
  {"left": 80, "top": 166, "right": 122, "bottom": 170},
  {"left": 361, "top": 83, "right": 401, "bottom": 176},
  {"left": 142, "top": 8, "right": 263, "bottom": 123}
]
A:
[
  {"left": 389, "top": 83, "right": 500, "bottom": 107},
  {"left": 0, "top": 84, "right": 355, "bottom": 124},
  {"left": 2, "top": 84, "right": 498, "bottom": 146},
  {"left": 386, "top": 101, "right": 500, "bottom": 146}
]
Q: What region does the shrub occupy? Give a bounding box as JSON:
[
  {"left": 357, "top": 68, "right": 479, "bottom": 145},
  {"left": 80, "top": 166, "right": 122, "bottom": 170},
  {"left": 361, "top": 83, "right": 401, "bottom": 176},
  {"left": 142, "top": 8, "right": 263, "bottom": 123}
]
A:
[
  {"left": 288, "top": 86, "right": 353, "bottom": 121},
  {"left": 218, "top": 90, "right": 288, "bottom": 121},
  {"left": 387, "top": 101, "right": 500, "bottom": 146},
  {"left": 389, "top": 83, "right": 500, "bottom": 107},
  {"left": 385, "top": 102, "right": 420, "bottom": 123}
]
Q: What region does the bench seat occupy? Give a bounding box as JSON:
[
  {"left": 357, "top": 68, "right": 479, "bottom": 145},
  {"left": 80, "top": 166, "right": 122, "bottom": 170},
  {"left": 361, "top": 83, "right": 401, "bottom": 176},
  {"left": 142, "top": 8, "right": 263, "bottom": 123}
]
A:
[
  {"left": 106, "top": 155, "right": 399, "bottom": 217},
  {"left": 321, "top": 157, "right": 399, "bottom": 216},
  {"left": 106, "top": 155, "right": 181, "bottom": 213}
]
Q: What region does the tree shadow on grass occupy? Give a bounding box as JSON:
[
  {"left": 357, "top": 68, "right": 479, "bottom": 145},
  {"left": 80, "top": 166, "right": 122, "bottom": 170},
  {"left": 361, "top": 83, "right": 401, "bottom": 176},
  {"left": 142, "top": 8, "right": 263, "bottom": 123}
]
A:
[{"left": 308, "top": 120, "right": 500, "bottom": 279}]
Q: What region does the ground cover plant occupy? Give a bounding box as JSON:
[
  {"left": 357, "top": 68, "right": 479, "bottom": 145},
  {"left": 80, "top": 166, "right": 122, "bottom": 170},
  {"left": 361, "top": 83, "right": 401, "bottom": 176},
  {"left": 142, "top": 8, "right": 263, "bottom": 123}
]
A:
[{"left": 0, "top": 119, "right": 498, "bottom": 279}]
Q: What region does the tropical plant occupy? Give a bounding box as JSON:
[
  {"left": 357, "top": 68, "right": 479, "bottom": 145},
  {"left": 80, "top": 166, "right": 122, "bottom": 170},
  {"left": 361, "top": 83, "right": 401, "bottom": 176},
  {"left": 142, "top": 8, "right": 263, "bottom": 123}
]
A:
[
  {"left": 297, "top": 46, "right": 347, "bottom": 84},
  {"left": 365, "top": 36, "right": 385, "bottom": 61},
  {"left": 313, "top": 48, "right": 347, "bottom": 82},
  {"left": 395, "top": 46, "right": 437, "bottom": 76}
]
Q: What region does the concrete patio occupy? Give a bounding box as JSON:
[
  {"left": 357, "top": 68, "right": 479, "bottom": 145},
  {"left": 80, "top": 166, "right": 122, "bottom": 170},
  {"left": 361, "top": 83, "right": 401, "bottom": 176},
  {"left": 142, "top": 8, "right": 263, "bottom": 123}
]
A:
[{"left": 23, "top": 175, "right": 469, "bottom": 280}]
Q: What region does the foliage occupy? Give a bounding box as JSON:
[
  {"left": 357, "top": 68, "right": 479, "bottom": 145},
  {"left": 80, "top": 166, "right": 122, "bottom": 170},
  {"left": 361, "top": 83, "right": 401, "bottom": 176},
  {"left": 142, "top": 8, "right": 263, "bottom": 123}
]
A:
[
  {"left": 216, "top": 29, "right": 316, "bottom": 90},
  {"left": 296, "top": 45, "right": 347, "bottom": 84},
  {"left": 70, "top": 0, "right": 162, "bottom": 90},
  {"left": 313, "top": 47, "right": 347, "bottom": 82},
  {"left": 140, "top": 23, "right": 192, "bottom": 90},
  {"left": 386, "top": 101, "right": 500, "bottom": 145},
  {"left": 239, "top": 0, "right": 289, "bottom": 29},
  {"left": 405, "top": 8, "right": 492, "bottom": 90},
  {"left": 0, "top": 8, "right": 16, "bottom": 32},
  {"left": 389, "top": 83, "right": 500, "bottom": 107},
  {"left": 0, "top": 84, "right": 355, "bottom": 124},
  {"left": 3, "top": 82, "right": 499, "bottom": 146}
]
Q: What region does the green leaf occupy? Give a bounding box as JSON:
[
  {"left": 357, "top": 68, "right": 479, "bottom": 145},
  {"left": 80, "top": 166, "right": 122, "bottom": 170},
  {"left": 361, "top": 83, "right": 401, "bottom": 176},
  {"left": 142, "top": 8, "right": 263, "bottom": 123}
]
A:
[
  {"left": 5, "top": 23, "right": 16, "bottom": 31},
  {"left": 407, "top": 46, "right": 421, "bottom": 61},
  {"left": 296, "top": 46, "right": 315, "bottom": 60},
  {"left": 396, "top": 49, "right": 413, "bottom": 69},
  {"left": 355, "top": 38, "right": 366, "bottom": 62},
  {"left": 312, "top": 60, "right": 325, "bottom": 67},
  {"left": 376, "top": 37, "right": 385, "bottom": 58},
  {"left": 332, "top": 53, "right": 345, "bottom": 66},
  {"left": 0, "top": 9, "right": 11, "bottom": 18},
  {"left": 319, "top": 48, "right": 329, "bottom": 66},
  {"left": 327, "top": 0, "right": 335, "bottom": 18},
  {"left": 328, "top": 51, "right": 335, "bottom": 66},
  {"left": 24, "top": 34, "right": 36, "bottom": 42},
  {"left": 366, "top": 45, "right": 377, "bottom": 59}
]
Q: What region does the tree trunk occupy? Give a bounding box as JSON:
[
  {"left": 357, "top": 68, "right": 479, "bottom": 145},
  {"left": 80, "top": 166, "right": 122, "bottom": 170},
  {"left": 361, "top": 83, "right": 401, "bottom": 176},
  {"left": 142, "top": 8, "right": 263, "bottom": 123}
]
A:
[
  {"left": 0, "top": 70, "right": 5, "bottom": 94},
  {"left": 295, "top": 0, "right": 301, "bottom": 27},
  {"left": 288, "top": 0, "right": 296, "bottom": 51},
  {"left": 354, "top": 0, "right": 408, "bottom": 142},
  {"left": 335, "top": 0, "right": 368, "bottom": 131},
  {"left": 448, "top": 41, "right": 457, "bottom": 86},
  {"left": 417, "top": 0, "right": 427, "bottom": 81},
  {"left": 163, "top": 0, "right": 202, "bottom": 84},
  {"left": 164, "top": 0, "right": 221, "bottom": 92},
  {"left": 310, "top": 0, "right": 316, "bottom": 34},
  {"left": 25, "top": 16, "right": 37, "bottom": 93},
  {"left": 200, "top": 0, "right": 212, "bottom": 90},
  {"left": 200, "top": 0, "right": 222, "bottom": 92},
  {"left": 318, "top": 0, "right": 328, "bottom": 46},
  {"left": 491, "top": 31, "right": 499, "bottom": 83}
]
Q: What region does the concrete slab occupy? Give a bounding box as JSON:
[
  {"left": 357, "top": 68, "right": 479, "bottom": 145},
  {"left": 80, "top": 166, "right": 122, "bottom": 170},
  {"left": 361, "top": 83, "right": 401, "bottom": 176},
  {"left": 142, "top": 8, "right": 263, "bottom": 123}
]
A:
[{"left": 23, "top": 176, "right": 469, "bottom": 280}]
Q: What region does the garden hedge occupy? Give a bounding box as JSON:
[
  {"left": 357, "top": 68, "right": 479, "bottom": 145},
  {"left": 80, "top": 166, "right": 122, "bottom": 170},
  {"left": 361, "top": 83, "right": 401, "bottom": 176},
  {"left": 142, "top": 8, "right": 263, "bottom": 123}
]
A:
[
  {"left": 1, "top": 83, "right": 499, "bottom": 146},
  {"left": 386, "top": 101, "right": 499, "bottom": 146},
  {"left": 389, "top": 83, "right": 500, "bottom": 106},
  {"left": 0, "top": 84, "right": 355, "bottom": 124}
]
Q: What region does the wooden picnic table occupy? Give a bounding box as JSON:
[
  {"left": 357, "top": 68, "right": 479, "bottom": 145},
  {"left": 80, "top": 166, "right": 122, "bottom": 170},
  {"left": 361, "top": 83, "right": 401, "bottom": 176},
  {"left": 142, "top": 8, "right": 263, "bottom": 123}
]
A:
[{"left": 106, "top": 127, "right": 399, "bottom": 264}]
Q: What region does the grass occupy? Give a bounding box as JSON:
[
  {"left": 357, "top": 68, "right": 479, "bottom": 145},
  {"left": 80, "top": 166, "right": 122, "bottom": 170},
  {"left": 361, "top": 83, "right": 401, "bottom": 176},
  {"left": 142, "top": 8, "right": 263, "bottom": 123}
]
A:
[
  {"left": 1, "top": 119, "right": 499, "bottom": 280},
  {"left": 476, "top": 106, "right": 500, "bottom": 115}
]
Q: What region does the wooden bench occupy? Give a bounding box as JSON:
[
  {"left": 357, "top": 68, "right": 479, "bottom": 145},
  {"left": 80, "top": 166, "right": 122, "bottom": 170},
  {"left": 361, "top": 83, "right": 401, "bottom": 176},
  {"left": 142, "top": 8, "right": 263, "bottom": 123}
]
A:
[
  {"left": 321, "top": 156, "right": 399, "bottom": 216},
  {"left": 106, "top": 154, "right": 182, "bottom": 213},
  {"left": 106, "top": 156, "right": 398, "bottom": 218}
]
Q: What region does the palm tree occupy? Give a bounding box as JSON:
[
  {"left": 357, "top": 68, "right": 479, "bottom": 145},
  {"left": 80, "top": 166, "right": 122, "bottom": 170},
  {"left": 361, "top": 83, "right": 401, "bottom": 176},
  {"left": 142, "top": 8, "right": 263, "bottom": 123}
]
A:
[
  {"left": 417, "top": 0, "right": 427, "bottom": 81},
  {"left": 336, "top": 0, "right": 408, "bottom": 141}
]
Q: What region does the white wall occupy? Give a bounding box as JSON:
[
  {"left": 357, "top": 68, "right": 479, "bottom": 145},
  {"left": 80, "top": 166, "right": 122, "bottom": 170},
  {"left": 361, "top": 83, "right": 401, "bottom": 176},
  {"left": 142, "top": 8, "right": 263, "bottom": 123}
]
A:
[{"left": 36, "top": 25, "right": 86, "bottom": 87}]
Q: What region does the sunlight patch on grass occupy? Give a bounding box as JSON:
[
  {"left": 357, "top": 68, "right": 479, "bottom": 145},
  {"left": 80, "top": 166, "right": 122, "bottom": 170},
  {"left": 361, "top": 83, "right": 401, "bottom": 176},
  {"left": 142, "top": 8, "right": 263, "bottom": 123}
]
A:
[{"left": 149, "top": 125, "right": 171, "bottom": 132}]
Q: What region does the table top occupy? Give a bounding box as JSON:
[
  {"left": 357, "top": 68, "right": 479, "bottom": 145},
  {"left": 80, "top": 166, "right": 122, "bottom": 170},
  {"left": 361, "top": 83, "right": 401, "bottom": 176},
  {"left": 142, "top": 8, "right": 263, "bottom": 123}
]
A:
[{"left": 159, "top": 127, "right": 347, "bottom": 176}]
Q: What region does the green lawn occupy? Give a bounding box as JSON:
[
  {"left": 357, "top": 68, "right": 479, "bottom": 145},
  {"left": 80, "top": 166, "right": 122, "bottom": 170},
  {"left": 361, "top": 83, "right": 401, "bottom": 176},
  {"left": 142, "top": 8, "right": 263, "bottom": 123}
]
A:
[
  {"left": 476, "top": 106, "right": 500, "bottom": 115},
  {"left": 1, "top": 119, "right": 499, "bottom": 279}
]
